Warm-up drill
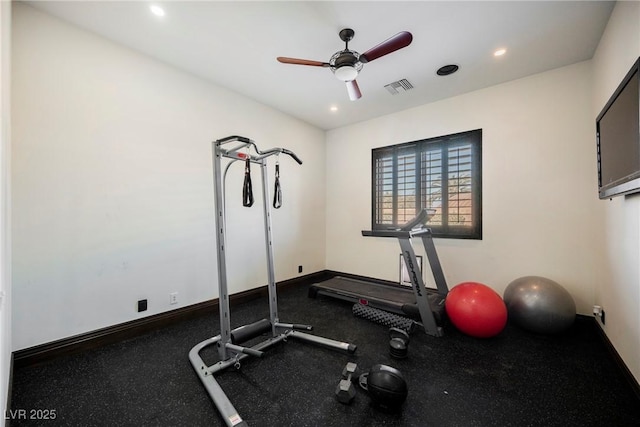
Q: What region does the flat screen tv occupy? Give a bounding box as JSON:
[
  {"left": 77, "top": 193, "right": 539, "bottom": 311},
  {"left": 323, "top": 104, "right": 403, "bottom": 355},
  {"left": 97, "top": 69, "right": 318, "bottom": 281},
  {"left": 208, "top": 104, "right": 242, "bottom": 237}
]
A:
[{"left": 596, "top": 57, "right": 640, "bottom": 199}]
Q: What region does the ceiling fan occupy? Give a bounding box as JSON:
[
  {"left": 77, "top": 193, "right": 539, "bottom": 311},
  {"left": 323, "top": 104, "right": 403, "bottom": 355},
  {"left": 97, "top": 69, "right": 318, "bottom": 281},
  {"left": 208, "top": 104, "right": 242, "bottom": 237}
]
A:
[{"left": 277, "top": 28, "right": 413, "bottom": 101}]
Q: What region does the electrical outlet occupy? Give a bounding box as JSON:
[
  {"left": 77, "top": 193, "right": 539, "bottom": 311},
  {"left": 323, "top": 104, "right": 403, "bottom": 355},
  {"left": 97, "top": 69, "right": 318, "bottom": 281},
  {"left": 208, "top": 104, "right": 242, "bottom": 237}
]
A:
[
  {"left": 593, "top": 305, "right": 605, "bottom": 325},
  {"left": 137, "top": 299, "right": 147, "bottom": 312},
  {"left": 169, "top": 292, "right": 178, "bottom": 305},
  {"left": 298, "top": 265, "right": 303, "bottom": 273}
]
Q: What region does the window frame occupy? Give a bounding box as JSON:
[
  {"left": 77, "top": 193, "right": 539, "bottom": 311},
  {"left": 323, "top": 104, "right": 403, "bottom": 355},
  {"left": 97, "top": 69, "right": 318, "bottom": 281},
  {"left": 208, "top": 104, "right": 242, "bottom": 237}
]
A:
[{"left": 370, "top": 129, "right": 482, "bottom": 240}]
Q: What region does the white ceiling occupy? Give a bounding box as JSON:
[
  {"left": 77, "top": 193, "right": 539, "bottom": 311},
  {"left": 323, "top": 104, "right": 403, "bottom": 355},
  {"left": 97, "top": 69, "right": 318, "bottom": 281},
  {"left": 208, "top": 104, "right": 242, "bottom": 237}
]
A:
[{"left": 26, "top": 1, "right": 615, "bottom": 130}]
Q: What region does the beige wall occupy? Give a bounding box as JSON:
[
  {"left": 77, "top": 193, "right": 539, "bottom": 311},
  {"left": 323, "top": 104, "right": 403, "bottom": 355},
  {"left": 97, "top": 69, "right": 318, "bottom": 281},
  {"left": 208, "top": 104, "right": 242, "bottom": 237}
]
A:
[
  {"left": 591, "top": 0, "right": 640, "bottom": 384},
  {"left": 11, "top": 3, "right": 326, "bottom": 350},
  {"left": 1, "top": 0, "right": 12, "bottom": 414},
  {"left": 326, "top": 60, "right": 600, "bottom": 316}
]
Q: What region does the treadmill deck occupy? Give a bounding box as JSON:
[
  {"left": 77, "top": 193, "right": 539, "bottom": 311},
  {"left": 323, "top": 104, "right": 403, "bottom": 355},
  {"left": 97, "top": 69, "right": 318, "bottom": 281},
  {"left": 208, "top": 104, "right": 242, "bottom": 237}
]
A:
[{"left": 309, "top": 276, "right": 445, "bottom": 322}]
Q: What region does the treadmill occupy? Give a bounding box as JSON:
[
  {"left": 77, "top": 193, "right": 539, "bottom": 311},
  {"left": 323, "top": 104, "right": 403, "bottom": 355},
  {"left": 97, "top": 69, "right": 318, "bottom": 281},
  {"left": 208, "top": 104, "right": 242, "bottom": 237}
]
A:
[{"left": 309, "top": 209, "right": 449, "bottom": 337}]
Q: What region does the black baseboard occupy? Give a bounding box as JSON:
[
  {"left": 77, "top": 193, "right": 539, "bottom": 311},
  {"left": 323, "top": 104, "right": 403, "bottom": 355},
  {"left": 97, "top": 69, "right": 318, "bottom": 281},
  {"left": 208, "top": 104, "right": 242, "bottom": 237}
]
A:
[
  {"left": 12, "top": 271, "right": 326, "bottom": 369},
  {"left": 592, "top": 319, "right": 640, "bottom": 401}
]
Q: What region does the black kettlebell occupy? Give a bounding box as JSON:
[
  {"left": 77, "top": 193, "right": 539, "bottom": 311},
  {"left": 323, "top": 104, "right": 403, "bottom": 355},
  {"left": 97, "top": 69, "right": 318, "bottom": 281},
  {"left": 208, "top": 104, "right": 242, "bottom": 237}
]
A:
[{"left": 389, "top": 327, "right": 410, "bottom": 359}]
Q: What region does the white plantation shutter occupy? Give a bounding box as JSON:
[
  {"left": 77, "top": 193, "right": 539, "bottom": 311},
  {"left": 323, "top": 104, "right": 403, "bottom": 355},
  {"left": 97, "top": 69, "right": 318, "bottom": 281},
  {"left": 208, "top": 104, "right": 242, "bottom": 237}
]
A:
[{"left": 372, "top": 130, "right": 482, "bottom": 239}]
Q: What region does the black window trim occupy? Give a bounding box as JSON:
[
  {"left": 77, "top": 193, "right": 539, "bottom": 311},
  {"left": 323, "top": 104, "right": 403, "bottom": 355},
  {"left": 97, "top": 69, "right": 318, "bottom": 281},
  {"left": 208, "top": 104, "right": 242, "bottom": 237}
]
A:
[{"left": 370, "top": 129, "right": 483, "bottom": 240}]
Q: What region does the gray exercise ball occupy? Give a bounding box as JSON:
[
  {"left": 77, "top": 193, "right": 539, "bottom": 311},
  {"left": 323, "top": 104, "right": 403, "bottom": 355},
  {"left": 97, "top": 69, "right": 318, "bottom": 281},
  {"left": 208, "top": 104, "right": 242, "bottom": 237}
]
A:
[{"left": 503, "top": 276, "right": 576, "bottom": 334}]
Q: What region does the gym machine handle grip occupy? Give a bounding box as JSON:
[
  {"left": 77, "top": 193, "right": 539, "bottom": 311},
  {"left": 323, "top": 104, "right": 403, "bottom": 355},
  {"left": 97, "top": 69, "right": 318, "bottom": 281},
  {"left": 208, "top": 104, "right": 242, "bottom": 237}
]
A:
[
  {"left": 225, "top": 343, "right": 265, "bottom": 358},
  {"left": 275, "top": 322, "right": 313, "bottom": 331},
  {"left": 281, "top": 149, "right": 303, "bottom": 165},
  {"left": 240, "top": 347, "right": 264, "bottom": 358},
  {"left": 217, "top": 135, "right": 252, "bottom": 145},
  {"left": 292, "top": 324, "right": 313, "bottom": 331}
]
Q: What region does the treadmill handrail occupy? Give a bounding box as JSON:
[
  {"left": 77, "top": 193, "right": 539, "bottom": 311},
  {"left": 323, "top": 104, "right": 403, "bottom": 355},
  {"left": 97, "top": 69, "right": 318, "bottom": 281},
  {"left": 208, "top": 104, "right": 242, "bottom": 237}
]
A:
[
  {"left": 362, "top": 227, "right": 432, "bottom": 239},
  {"left": 364, "top": 208, "right": 436, "bottom": 238},
  {"left": 400, "top": 209, "right": 435, "bottom": 231}
]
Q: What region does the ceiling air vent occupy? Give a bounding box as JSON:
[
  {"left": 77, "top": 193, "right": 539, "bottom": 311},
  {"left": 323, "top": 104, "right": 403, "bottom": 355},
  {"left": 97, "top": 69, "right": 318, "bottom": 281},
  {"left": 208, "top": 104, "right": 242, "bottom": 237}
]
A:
[{"left": 384, "top": 79, "right": 414, "bottom": 95}]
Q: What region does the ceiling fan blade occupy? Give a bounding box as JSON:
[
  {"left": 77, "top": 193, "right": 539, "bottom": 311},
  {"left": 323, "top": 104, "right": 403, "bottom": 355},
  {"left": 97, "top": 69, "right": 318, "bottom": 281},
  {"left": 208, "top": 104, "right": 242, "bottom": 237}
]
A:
[
  {"left": 346, "top": 80, "right": 362, "bottom": 101},
  {"left": 277, "top": 57, "right": 330, "bottom": 67},
  {"left": 360, "top": 31, "right": 413, "bottom": 63}
]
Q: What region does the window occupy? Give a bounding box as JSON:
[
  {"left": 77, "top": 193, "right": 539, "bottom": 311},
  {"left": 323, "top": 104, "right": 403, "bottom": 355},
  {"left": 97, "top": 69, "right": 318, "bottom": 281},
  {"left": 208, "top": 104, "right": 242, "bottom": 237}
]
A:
[{"left": 371, "top": 129, "right": 482, "bottom": 239}]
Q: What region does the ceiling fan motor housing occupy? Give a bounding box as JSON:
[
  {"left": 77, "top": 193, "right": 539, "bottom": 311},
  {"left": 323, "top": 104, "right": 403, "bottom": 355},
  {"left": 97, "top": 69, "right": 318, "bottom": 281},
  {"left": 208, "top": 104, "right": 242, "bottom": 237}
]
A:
[{"left": 330, "top": 50, "right": 362, "bottom": 82}]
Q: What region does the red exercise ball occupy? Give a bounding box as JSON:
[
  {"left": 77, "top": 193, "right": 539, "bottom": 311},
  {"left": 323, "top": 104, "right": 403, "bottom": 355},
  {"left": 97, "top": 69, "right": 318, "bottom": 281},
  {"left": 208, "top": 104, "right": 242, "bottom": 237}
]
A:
[{"left": 445, "top": 282, "right": 507, "bottom": 338}]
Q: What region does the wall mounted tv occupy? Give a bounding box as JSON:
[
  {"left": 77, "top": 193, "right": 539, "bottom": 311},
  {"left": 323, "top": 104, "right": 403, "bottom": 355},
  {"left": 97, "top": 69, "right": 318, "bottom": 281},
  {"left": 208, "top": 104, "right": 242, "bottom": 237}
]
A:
[{"left": 596, "top": 56, "right": 640, "bottom": 199}]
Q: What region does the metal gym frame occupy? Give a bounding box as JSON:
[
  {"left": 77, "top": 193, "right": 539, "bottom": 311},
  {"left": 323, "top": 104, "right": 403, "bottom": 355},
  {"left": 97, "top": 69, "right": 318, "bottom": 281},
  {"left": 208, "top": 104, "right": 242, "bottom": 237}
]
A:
[{"left": 189, "top": 135, "right": 356, "bottom": 427}]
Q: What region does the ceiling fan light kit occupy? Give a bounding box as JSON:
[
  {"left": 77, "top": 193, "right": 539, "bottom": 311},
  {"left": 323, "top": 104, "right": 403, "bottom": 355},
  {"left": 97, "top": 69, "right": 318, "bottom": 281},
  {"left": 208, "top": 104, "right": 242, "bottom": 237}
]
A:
[
  {"left": 333, "top": 65, "right": 359, "bottom": 82},
  {"left": 277, "top": 28, "right": 412, "bottom": 101},
  {"left": 330, "top": 50, "right": 362, "bottom": 82}
]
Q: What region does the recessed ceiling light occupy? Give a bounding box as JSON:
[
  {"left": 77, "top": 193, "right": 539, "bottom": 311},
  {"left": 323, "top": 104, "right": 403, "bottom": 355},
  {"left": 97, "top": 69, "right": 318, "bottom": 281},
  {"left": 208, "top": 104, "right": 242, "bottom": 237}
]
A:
[
  {"left": 436, "top": 65, "right": 459, "bottom": 76},
  {"left": 494, "top": 48, "right": 507, "bottom": 57},
  {"left": 150, "top": 5, "right": 165, "bottom": 17},
  {"left": 330, "top": 106, "right": 338, "bottom": 112}
]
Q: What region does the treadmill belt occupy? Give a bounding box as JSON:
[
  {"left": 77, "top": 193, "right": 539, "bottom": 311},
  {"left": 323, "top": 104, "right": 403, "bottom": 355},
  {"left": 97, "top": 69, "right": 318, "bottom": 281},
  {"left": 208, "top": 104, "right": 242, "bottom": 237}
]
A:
[
  {"left": 309, "top": 275, "right": 446, "bottom": 320},
  {"left": 313, "top": 276, "right": 417, "bottom": 304}
]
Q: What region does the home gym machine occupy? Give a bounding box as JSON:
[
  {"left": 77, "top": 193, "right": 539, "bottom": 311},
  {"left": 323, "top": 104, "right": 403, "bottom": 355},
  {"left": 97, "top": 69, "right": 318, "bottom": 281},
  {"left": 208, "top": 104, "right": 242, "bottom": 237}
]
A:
[
  {"left": 189, "top": 135, "right": 356, "bottom": 427},
  {"left": 309, "top": 209, "right": 449, "bottom": 337}
]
